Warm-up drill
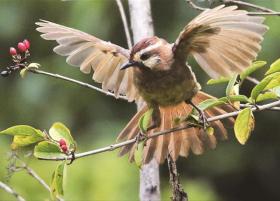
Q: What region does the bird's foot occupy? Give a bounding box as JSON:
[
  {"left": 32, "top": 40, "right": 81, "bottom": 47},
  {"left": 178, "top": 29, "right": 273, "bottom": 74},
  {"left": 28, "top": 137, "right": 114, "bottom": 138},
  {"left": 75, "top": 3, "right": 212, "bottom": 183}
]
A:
[
  {"left": 198, "top": 110, "right": 209, "bottom": 130},
  {"left": 188, "top": 100, "right": 209, "bottom": 129}
]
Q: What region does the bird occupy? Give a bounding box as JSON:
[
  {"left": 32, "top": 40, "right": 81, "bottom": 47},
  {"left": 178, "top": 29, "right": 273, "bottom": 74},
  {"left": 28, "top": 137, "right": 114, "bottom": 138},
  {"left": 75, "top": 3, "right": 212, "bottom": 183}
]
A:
[{"left": 36, "top": 5, "right": 268, "bottom": 164}]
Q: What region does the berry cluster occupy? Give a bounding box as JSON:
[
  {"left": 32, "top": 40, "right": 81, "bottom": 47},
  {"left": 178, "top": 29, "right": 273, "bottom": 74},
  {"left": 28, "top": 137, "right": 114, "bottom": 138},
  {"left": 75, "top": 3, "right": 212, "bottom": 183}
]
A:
[
  {"left": 59, "top": 139, "right": 68, "bottom": 153},
  {"left": 1, "top": 39, "right": 31, "bottom": 77}
]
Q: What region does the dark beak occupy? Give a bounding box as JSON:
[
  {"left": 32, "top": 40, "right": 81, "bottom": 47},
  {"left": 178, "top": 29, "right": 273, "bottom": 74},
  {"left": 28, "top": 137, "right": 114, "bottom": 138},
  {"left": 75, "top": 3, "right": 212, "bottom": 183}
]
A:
[{"left": 120, "top": 61, "right": 139, "bottom": 70}]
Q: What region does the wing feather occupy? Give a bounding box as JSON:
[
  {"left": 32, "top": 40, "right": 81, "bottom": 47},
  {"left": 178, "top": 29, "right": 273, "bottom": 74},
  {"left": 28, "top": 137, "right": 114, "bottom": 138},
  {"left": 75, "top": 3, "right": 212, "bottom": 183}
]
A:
[
  {"left": 173, "top": 5, "right": 268, "bottom": 78},
  {"left": 36, "top": 20, "right": 138, "bottom": 102}
]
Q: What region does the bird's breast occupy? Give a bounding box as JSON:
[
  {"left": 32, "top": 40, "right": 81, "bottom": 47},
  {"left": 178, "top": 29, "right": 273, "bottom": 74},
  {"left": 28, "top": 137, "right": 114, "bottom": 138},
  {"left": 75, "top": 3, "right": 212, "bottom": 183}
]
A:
[{"left": 134, "top": 63, "right": 200, "bottom": 106}]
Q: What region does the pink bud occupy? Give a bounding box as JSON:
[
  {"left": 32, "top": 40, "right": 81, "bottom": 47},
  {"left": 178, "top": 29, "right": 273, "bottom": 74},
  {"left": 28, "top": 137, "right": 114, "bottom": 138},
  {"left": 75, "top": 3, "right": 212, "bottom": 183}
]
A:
[
  {"left": 59, "top": 139, "right": 66, "bottom": 147},
  {"left": 61, "top": 145, "right": 68, "bottom": 153},
  {"left": 17, "top": 42, "right": 27, "bottom": 52},
  {"left": 23, "top": 39, "right": 30, "bottom": 49},
  {"left": 9, "top": 47, "right": 17, "bottom": 55}
]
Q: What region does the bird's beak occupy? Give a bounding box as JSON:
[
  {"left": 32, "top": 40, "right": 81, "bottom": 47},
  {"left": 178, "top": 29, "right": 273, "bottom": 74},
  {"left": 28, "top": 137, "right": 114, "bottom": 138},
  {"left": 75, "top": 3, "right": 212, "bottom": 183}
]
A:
[{"left": 120, "top": 61, "right": 138, "bottom": 70}]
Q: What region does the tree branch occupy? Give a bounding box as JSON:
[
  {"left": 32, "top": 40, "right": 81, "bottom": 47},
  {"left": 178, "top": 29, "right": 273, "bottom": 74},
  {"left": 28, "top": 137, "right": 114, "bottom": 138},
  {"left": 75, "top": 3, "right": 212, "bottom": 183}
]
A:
[
  {"left": 16, "top": 158, "right": 50, "bottom": 192},
  {"left": 127, "top": 0, "right": 160, "bottom": 200},
  {"left": 186, "top": 0, "right": 280, "bottom": 16},
  {"left": 115, "top": 0, "right": 133, "bottom": 49},
  {"left": 0, "top": 181, "right": 25, "bottom": 201},
  {"left": 28, "top": 69, "right": 128, "bottom": 101},
  {"left": 167, "top": 155, "right": 187, "bottom": 201},
  {"left": 36, "top": 98, "right": 280, "bottom": 161}
]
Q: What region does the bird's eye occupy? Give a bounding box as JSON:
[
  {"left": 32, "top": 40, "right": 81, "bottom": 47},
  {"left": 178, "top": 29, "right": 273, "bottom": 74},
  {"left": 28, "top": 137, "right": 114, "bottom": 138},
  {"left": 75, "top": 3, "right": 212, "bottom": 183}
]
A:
[{"left": 140, "top": 53, "right": 150, "bottom": 61}]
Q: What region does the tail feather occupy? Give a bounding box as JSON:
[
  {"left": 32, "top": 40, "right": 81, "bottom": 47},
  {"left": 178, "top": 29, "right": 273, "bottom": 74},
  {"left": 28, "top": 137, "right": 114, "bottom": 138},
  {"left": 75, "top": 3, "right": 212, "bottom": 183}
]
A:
[{"left": 117, "top": 91, "right": 234, "bottom": 164}]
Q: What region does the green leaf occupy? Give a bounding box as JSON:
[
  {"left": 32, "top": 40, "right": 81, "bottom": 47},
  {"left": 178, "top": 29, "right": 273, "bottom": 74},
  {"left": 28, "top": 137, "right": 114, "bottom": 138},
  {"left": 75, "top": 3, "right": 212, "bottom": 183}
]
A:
[
  {"left": 50, "top": 161, "right": 66, "bottom": 200},
  {"left": 234, "top": 108, "right": 255, "bottom": 145},
  {"left": 264, "top": 73, "right": 280, "bottom": 90},
  {"left": 138, "top": 109, "right": 153, "bottom": 133},
  {"left": 34, "top": 141, "right": 65, "bottom": 159},
  {"left": 198, "top": 99, "right": 226, "bottom": 111},
  {"left": 0, "top": 125, "right": 45, "bottom": 149},
  {"left": 265, "top": 58, "right": 280, "bottom": 75},
  {"left": 240, "top": 61, "right": 267, "bottom": 80},
  {"left": 206, "top": 127, "right": 214, "bottom": 136},
  {"left": 134, "top": 142, "right": 144, "bottom": 169},
  {"left": 273, "top": 86, "right": 280, "bottom": 97},
  {"left": 49, "top": 122, "right": 76, "bottom": 150},
  {"left": 207, "top": 76, "right": 230, "bottom": 85},
  {"left": 228, "top": 95, "right": 250, "bottom": 103},
  {"left": 250, "top": 75, "right": 275, "bottom": 101},
  {"left": 256, "top": 92, "right": 278, "bottom": 102},
  {"left": 0, "top": 125, "right": 44, "bottom": 137},
  {"left": 226, "top": 74, "right": 238, "bottom": 97}
]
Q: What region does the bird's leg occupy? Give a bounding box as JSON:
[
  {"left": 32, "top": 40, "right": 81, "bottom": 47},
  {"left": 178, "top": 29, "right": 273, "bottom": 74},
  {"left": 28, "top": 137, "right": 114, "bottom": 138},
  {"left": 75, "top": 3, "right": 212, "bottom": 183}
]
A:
[
  {"left": 136, "top": 105, "right": 161, "bottom": 146},
  {"left": 186, "top": 100, "right": 209, "bottom": 129}
]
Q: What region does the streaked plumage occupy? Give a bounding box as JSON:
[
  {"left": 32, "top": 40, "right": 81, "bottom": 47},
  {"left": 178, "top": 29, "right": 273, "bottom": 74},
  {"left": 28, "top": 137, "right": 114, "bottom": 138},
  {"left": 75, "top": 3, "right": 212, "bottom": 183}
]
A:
[{"left": 36, "top": 5, "right": 267, "bottom": 164}]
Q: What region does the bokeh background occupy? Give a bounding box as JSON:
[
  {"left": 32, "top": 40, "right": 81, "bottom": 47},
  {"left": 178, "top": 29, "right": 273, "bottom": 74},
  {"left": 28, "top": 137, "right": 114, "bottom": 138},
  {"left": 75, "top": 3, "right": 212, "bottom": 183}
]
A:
[{"left": 0, "top": 0, "right": 280, "bottom": 200}]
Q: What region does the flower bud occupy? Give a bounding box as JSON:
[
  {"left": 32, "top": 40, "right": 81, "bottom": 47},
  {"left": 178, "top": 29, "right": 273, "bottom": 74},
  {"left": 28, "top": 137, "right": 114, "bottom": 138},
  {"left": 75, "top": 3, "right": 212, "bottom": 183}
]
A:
[
  {"left": 23, "top": 39, "right": 30, "bottom": 49},
  {"left": 59, "top": 139, "right": 67, "bottom": 147},
  {"left": 17, "top": 42, "right": 27, "bottom": 52},
  {"left": 9, "top": 47, "right": 17, "bottom": 55},
  {"left": 61, "top": 145, "right": 68, "bottom": 153}
]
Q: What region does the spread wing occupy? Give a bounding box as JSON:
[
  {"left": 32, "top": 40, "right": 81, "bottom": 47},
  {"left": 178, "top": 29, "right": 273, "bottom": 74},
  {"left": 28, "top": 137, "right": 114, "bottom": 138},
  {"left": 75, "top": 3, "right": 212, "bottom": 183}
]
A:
[
  {"left": 36, "top": 20, "right": 139, "bottom": 102},
  {"left": 173, "top": 5, "right": 268, "bottom": 78}
]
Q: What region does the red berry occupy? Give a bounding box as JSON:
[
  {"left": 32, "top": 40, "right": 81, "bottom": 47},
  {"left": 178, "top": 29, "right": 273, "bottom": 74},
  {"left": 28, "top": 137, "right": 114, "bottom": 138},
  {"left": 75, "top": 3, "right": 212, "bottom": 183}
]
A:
[
  {"left": 23, "top": 39, "right": 30, "bottom": 49},
  {"left": 61, "top": 145, "right": 68, "bottom": 153},
  {"left": 59, "top": 139, "right": 66, "bottom": 146},
  {"left": 9, "top": 47, "right": 17, "bottom": 55},
  {"left": 17, "top": 42, "right": 27, "bottom": 52}
]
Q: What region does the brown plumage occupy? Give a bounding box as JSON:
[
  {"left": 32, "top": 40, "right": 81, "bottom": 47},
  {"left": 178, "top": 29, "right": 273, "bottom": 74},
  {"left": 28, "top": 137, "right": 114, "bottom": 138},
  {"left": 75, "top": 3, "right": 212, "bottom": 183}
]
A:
[{"left": 36, "top": 5, "right": 267, "bottom": 164}]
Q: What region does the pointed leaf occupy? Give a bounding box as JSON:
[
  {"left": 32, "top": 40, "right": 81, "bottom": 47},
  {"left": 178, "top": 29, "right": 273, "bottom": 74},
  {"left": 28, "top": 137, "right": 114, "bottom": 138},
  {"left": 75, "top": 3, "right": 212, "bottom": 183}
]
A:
[
  {"left": 228, "top": 95, "right": 250, "bottom": 103},
  {"left": 264, "top": 74, "right": 280, "bottom": 90},
  {"left": 265, "top": 58, "right": 280, "bottom": 75},
  {"left": 49, "top": 122, "right": 76, "bottom": 150},
  {"left": 0, "top": 125, "right": 45, "bottom": 148},
  {"left": 139, "top": 109, "right": 153, "bottom": 133},
  {"left": 207, "top": 76, "right": 230, "bottom": 85},
  {"left": 34, "top": 141, "right": 65, "bottom": 159},
  {"left": 0, "top": 125, "right": 44, "bottom": 137},
  {"left": 240, "top": 61, "right": 267, "bottom": 80},
  {"left": 234, "top": 108, "right": 255, "bottom": 145},
  {"left": 226, "top": 74, "right": 238, "bottom": 97},
  {"left": 50, "top": 161, "right": 66, "bottom": 200},
  {"left": 198, "top": 99, "right": 226, "bottom": 111},
  {"left": 273, "top": 86, "right": 280, "bottom": 97},
  {"left": 256, "top": 92, "right": 278, "bottom": 102},
  {"left": 134, "top": 142, "right": 144, "bottom": 169},
  {"left": 250, "top": 75, "right": 275, "bottom": 101}
]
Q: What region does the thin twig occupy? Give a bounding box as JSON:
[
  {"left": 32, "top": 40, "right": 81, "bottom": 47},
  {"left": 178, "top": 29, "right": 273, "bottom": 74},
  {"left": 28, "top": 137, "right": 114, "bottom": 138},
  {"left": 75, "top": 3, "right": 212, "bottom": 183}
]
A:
[
  {"left": 223, "top": 0, "right": 280, "bottom": 15},
  {"left": 186, "top": 0, "right": 280, "bottom": 16},
  {"left": 37, "top": 98, "right": 280, "bottom": 161},
  {"left": 115, "top": 0, "right": 133, "bottom": 49},
  {"left": 28, "top": 69, "right": 128, "bottom": 101},
  {"left": 167, "top": 155, "right": 187, "bottom": 201},
  {"left": 185, "top": 0, "right": 206, "bottom": 11},
  {"left": 17, "top": 159, "right": 50, "bottom": 192},
  {"left": 0, "top": 181, "right": 25, "bottom": 201}
]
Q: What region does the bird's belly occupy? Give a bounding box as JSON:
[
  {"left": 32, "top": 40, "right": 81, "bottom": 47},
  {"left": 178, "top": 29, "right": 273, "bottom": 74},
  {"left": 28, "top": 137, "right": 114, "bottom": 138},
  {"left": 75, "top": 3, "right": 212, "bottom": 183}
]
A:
[{"left": 137, "top": 75, "right": 199, "bottom": 106}]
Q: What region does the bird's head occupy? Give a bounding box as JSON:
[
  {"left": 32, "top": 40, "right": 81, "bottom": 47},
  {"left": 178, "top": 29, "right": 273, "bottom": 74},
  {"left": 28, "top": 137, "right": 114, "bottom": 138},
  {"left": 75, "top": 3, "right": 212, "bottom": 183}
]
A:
[{"left": 121, "top": 36, "right": 174, "bottom": 71}]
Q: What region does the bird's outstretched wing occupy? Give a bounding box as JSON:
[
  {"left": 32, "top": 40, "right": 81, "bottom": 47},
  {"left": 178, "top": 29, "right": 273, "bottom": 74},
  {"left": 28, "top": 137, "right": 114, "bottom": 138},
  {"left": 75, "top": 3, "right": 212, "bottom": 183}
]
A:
[
  {"left": 173, "top": 5, "right": 268, "bottom": 78},
  {"left": 36, "top": 20, "right": 139, "bottom": 102}
]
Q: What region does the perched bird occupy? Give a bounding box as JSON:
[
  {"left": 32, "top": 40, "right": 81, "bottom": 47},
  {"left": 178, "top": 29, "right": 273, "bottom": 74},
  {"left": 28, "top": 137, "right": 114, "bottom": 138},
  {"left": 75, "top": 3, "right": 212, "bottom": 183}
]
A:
[{"left": 36, "top": 5, "right": 267, "bottom": 164}]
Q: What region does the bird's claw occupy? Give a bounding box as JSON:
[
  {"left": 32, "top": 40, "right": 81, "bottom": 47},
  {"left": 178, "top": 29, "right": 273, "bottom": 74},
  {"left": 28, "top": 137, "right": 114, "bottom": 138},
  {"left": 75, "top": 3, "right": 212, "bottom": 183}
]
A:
[{"left": 198, "top": 110, "right": 209, "bottom": 130}]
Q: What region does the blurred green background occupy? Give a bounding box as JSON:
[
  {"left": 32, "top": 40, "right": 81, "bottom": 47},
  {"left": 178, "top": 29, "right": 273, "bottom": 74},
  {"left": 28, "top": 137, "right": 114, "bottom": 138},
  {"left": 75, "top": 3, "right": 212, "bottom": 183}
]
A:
[{"left": 0, "top": 0, "right": 280, "bottom": 200}]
